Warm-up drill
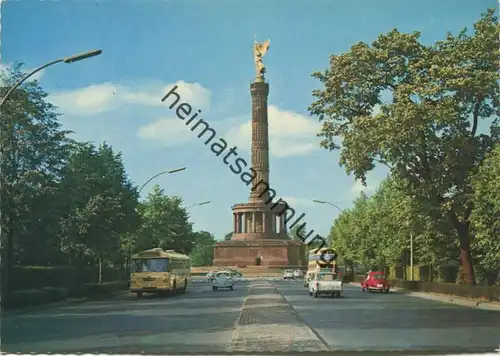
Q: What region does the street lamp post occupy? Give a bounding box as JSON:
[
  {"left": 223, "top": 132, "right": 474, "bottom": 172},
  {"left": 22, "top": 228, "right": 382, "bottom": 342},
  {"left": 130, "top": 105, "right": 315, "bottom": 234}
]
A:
[
  {"left": 312, "top": 199, "right": 344, "bottom": 213},
  {"left": 0, "top": 49, "right": 103, "bottom": 107},
  {"left": 138, "top": 167, "right": 186, "bottom": 195},
  {"left": 186, "top": 201, "right": 210, "bottom": 210}
]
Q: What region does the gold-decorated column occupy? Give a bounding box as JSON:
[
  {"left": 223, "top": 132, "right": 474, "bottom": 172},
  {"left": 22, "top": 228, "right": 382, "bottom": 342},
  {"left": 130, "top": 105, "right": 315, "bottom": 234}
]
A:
[{"left": 249, "top": 78, "right": 270, "bottom": 203}]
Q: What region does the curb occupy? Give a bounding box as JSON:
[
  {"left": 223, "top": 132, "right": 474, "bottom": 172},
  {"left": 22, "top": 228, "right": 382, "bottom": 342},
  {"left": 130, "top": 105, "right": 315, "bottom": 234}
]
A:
[
  {"left": 2, "top": 290, "right": 128, "bottom": 316},
  {"left": 345, "top": 283, "right": 500, "bottom": 312},
  {"left": 405, "top": 291, "right": 500, "bottom": 311}
]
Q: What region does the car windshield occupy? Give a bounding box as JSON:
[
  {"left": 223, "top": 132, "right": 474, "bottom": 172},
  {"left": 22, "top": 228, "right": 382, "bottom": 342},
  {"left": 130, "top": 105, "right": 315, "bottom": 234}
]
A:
[
  {"left": 131, "top": 258, "right": 169, "bottom": 273},
  {"left": 216, "top": 273, "right": 229, "bottom": 277},
  {"left": 285, "top": 270, "right": 293, "bottom": 273},
  {"left": 372, "top": 274, "right": 386, "bottom": 280}
]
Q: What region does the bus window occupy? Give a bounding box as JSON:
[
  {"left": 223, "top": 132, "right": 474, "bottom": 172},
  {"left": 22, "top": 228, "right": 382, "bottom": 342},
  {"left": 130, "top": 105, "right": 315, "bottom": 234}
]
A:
[{"left": 132, "top": 258, "right": 169, "bottom": 273}]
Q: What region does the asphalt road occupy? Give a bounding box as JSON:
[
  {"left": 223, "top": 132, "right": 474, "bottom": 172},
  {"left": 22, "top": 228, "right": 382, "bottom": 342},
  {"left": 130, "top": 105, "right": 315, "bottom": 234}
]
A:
[{"left": 1, "top": 278, "right": 499, "bottom": 354}]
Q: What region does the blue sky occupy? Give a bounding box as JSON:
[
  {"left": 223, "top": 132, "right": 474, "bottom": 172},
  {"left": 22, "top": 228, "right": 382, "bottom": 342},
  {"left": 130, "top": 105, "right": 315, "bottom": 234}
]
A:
[{"left": 1, "top": 0, "right": 496, "bottom": 240}]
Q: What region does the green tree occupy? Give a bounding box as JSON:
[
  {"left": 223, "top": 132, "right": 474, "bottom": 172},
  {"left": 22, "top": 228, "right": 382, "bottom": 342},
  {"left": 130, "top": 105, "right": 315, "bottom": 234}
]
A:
[
  {"left": 0, "top": 63, "right": 73, "bottom": 300},
  {"left": 470, "top": 144, "right": 500, "bottom": 279},
  {"left": 132, "top": 185, "right": 196, "bottom": 254},
  {"left": 57, "top": 142, "right": 140, "bottom": 281},
  {"left": 190, "top": 231, "right": 216, "bottom": 266},
  {"left": 224, "top": 232, "right": 232, "bottom": 241},
  {"left": 309, "top": 10, "right": 499, "bottom": 284}
]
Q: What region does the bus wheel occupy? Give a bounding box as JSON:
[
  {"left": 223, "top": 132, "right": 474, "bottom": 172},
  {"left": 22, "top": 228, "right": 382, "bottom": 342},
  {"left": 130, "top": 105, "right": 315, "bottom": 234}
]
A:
[
  {"left": 172, "top": 281, "right": 177, "bottom": 294},
  {"left": 137, "top": 292, "right": 143, "bottom": 298},
  {"left": 181, "top": 278, "right": 187, "bottom": 293}
]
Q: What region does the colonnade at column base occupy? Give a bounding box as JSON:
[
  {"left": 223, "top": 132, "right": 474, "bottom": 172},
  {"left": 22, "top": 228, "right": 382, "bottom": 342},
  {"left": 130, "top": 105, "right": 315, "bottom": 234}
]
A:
[{"left": 230, "top": 201, "right": 290, "bottom": 237}]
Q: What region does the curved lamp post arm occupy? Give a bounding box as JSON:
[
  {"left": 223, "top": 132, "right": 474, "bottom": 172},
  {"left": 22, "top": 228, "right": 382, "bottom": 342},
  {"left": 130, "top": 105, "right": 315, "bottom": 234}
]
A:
[
  {"left": 138, "top": 167, "right": 186, "bottom": 194},
  {"left": 186, "top": 201, "right": 211, "bottom": 210},
  {"left": 0, "top": 49, "right": 102, "bottom": 108},
  {"left": 312, "top": 199, "right": 344, "bottom": 213}
]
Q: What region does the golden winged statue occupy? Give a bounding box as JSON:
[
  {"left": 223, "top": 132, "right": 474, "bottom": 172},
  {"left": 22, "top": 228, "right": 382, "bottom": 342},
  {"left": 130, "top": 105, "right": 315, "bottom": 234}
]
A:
[{"left": 253, "top": 39, "right": 271, "bottom": 77}]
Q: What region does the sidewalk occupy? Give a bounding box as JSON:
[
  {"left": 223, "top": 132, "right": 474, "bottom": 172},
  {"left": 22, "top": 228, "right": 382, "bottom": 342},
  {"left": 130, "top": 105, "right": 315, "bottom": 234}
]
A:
[
  {"left": 347, "top": 283, "right": 500, "bottom": 311},
  {"left": 404, "top": 290, "right": 500, "bottom": 311},
  {"left": 2, "top": 290, "right": 128, "bottom": 316}
]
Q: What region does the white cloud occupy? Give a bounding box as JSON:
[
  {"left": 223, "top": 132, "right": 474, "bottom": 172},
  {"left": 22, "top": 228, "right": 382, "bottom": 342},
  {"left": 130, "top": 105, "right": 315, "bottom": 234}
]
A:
[
  {"left": 280, "top": 196, "right": 316, "bottom": 208},
  {"left": 48, "top": 80, "right": 211, "bottom": 116},
  {"left": 351, "top": 180, "right": 376, "bottom": 195},
  {"left": 137, "top": 116, "right": 195, "bottom": 147},
  {"left": 227, "top": 105, "right": 321, "bottom": 158},
  {"left": 0, "top": 63, "right": 45, "bottom": 82}
]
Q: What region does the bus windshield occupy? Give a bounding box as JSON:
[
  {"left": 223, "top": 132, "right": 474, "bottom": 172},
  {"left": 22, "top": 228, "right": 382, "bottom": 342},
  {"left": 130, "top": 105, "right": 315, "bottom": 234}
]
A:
[{"left": 132, "top": 258, "right": 169, "bottom": 273}]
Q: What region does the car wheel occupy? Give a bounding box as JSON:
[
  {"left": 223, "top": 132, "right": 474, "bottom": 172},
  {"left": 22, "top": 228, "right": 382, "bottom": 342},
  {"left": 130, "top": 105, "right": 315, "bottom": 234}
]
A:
[
  {"left": 137, "top": 292, "right": 143, "bottom": 298},
  {"left": 314, "top": 292, "right": 318, "bottom": 298},
  {"left": 229, "top": 286, "right": 234, "bottom": 291},
  {"left": 212, "top": 286, "right": 216, "bottom": 291},
  {"left": 361, "top": 288, "right": 365, "bottom": 292}
]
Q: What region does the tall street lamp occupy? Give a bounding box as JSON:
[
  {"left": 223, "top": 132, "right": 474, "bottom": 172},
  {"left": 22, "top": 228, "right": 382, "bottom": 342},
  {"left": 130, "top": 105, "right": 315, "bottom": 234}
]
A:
[
  {"left": 312, "top": 199, "right": 344, "bottom": 213},
  {"left": 0, "top": 49, "right": 103, "bottom": 107},
  {"left": 186, "top": 201, "right": 211, "bottom": 210},
  {"left": 138, "top": 167, "right": 186, "bottom": 195}
]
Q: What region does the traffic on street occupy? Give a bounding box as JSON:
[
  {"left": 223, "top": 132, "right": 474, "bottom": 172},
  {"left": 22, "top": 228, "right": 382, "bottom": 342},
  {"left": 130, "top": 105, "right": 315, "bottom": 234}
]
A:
[
  {"left": 2, "top": 278, "right": 499, "bottom": 354},
  {"left": 2, "top": 1, "right": 499, "bottom": 355}
]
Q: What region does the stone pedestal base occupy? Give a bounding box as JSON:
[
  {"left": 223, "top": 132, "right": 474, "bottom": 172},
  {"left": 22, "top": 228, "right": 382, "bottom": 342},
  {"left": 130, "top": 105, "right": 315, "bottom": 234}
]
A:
[{"left": 213, "top": 239, "right": 305, "bottom": 267}]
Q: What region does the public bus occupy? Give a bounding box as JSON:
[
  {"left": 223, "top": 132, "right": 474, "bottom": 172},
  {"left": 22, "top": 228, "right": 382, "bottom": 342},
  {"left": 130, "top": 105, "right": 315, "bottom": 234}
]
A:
[
  {"left": 307, "top": 247, "right": 339, "bottom": 274},
  {"left": 130, "top": 248, "right": 191, "bottom": 298}
]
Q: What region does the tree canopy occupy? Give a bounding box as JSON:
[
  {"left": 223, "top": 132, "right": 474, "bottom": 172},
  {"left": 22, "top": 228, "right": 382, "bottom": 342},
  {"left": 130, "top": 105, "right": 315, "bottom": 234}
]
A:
[
  {"left": 310, "top": 9, "right": 499, "bottom": 285},
  {"left": 0, "top": 64, "right": 217, "bottom": 298}
]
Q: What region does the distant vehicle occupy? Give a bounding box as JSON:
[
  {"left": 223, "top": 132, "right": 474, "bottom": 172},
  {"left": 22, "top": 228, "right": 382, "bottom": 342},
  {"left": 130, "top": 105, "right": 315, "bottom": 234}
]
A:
[
  {"left": 304, "top": 271, "right": 314, "bottom": 287},
  {"left": 206, "top": 270, "right": 215, "bottom": 281},
  {"left": 226, "top": 269, "right": 243, "bottom": 278},
  {"left": 130, "top": 248, "right": 191, "bottom": 298},
  {"left": 212, "top": 271, "right": 234, "bottom": 291},
  {"left": 361, "top": 271, "right": 390, "bottom": 293},
  {"left": 308, "top": 272, "right": 343, "bottom": 298},
  {"left": 307, "top": 247, "right": 339, "bottom": 275},
  {"left": 293, "top": 270, "right": 303, "bottom": 279},
  {"left": 283, "top": 269, "right": 294, "bottom": 279}
]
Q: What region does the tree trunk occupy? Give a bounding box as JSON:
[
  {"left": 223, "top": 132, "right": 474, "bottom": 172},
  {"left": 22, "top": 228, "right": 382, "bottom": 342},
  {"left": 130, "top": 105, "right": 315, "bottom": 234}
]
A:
[{"left": 450, "top": 217, "right": 476, "bottom": 285}]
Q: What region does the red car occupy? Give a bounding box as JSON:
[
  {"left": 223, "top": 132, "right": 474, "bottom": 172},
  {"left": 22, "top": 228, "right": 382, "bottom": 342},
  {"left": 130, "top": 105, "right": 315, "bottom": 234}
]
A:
[{"left": 361, "top": 271, "right": 390, "bottom": 293}]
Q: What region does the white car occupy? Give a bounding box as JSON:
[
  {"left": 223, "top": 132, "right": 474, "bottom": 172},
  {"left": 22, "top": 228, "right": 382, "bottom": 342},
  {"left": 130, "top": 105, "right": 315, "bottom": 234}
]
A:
[
  {"left": 283, "top": 269, "right": 294, "bottom": 279},
  {"left": 308, "top": 272, "right": 343, "bottom": 298},
  {"left": 293, "top": 270, "right": 303, "bottom": 279},
  {"left": 212, "top": 271, "right": 234, "bottom": 291}
]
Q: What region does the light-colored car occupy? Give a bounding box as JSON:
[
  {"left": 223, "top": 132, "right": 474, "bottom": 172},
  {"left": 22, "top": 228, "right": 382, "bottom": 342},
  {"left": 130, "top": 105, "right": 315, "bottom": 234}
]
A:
[
  {"left": 293, "top": 269, "right": 303, "bottom": 279},
  {"left": 283, "top": 269, "right": 294, "bottom": 279},
  {"left": 212, "top": 271, "right": 234, "bottom": 291},
  {"left": 308, "top": 272, "right": 343, "bottom": 298}
]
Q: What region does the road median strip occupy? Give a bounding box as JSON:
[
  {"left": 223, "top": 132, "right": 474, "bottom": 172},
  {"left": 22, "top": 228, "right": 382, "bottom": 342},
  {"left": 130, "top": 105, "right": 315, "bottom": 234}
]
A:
[{"left": 227, "top": 281, "right": 328, "bottom": 352}]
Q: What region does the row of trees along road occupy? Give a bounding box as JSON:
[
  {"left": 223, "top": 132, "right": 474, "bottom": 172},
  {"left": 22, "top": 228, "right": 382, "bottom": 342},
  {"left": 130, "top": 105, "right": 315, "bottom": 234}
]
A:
[
  {"left": 0, "top": 64, "right": 217, "bottom": 303},
  {"left": 309, "top": 9, "right": 499, "bottom": 285}
]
